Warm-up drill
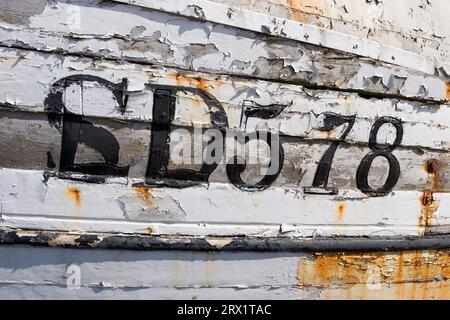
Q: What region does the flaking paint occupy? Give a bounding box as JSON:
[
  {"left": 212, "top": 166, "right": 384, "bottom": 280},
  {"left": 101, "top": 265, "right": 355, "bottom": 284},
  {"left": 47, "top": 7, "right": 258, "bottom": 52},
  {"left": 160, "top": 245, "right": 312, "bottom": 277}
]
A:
[{"left": 296, "top": 250, "right": 450, "bottom": 299}]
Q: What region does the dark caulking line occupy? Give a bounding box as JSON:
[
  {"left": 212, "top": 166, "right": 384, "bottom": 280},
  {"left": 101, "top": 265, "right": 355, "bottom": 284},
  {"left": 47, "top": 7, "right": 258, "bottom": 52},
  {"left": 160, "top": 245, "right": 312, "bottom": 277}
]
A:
[{"left": 2, "top": 228, "right": 450, "bottom": 252}]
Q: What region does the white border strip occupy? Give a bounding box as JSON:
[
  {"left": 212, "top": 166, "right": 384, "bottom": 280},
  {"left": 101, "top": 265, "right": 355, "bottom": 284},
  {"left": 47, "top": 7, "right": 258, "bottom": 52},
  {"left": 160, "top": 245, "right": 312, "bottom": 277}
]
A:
[{"left": 113, "top": 0, "right": 441, "bottom": 75}]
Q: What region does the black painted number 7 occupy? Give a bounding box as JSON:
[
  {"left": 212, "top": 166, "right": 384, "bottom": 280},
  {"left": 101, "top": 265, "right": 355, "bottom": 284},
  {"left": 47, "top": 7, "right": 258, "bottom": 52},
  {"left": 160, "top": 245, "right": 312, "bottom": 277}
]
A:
[{"left": 304, "top": 112, "right": 356, "bottom": 195}]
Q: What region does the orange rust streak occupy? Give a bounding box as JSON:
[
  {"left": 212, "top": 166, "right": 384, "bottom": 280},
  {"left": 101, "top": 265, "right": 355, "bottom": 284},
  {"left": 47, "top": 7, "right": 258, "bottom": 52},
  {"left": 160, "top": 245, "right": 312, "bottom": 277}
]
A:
[
  {"left": 192, "top": 95, "right": 202, "bottom": 108},
  {"left": 213, "top": 77, "right": 224, "bottom": 87},
  {"left": 146, "top": 226, "right": 154, "bottom": 235},
  {"left": 322, "top": 128, "right": 336, "bottom": 139},
  {"left": 170, "top": 72, "right": 211, "bottom": 91},
  {"left": 196, "top": 78, "right": 207, "bottom": 91},
  {"left": 423, "top": 159, "right": 448, "bottom": 192},
  {"left": 297, "top": 251, "right": 450, "bottom": 299},
  {"left": 336, "top": 202, "right": 345, "bottom": 222},
  {"left": 170, "top": 71, "right": 195, "bottom": 87},
  {"left": 65, "top": 187, "right": 81, "bottom": 206},
  {"left": 288, "top": 0, "right": 303, "bottom": 22},
  {"left": 419, "top": 190, "right": 438, "bottom": 232},
  {"left": 446, "top": 83, "right": 450, "bottom": 101},
  {"left": 133, "top": 186, "right": 154, "bottom": 208},
  {"left": 411, "top": 251, "right": 422, "bottom": 299},
  {"left": 287, "top": 0, "right": 328, "bottom": 19},
  {"left": 418, "top": 159, "right": 446, "bottom": 235},
  {"left": 394, "top": 253, "right": 405, "bottom": 299},
  {"left": 313, "top": 255, "right": 335, "bottom": 284},
  {"left": 418, "top": 159, "right": 447, "bottom": 235}
]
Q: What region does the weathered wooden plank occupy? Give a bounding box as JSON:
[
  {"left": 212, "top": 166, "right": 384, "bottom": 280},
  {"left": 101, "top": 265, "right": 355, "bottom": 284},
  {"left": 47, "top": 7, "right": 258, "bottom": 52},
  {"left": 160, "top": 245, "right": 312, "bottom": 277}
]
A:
[
  {"left": 0, "top": 246, "right": 299, "bottom": 287},
  {"left": 0, "top": 45, "right": 448, "bottom": 237},
  {"left": 0, "top": 283, "right": 301, "bottom": 300},
  {"left": 1, "top": 111, "right": 448, "bottom": 192},
  {"left": 0, "top": 0, "right": 449, "bottom": 302},
  {"left": 0, "top": 47, "right": 448, "bottom": 197},
  {"left": 0, "top": 48, "right": 448, "bottom": 150},
  {"left": 0, "top": 111, "right": 151, "bottom": 176},
  {"left": 0, "top": 0, "right": 447, "bottom": 102},
  {"left": 297, "top": 250, "right": 450, "bottom": 299},
  {"left": 112, "top": 0, "right": 449, "bottom": 76},
  {"left": 0, "top": 2, "right": 448, "bottom": 241},
  {"left": 168, "top": 0, "right": 450, "bottom": 74},
  {"left": 0, "top": 246, "right": 448, "bottom": 299},
  {"left": 0, "top": 168, "right": 449, "bottom": 236}
]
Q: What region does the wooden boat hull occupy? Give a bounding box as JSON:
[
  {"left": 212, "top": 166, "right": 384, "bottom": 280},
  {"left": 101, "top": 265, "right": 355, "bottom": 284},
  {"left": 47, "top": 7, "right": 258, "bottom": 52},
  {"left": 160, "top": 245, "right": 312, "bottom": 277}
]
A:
[{"left": 0, "top": 0, "right": 448, "bottom": 299}]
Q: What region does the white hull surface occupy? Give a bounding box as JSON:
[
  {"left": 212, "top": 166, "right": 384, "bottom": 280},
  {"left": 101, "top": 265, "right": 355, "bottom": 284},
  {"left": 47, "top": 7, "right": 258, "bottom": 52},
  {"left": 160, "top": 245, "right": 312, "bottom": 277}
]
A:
[{"left": 0, "top": 0, "right": 448, "bottom": 299}]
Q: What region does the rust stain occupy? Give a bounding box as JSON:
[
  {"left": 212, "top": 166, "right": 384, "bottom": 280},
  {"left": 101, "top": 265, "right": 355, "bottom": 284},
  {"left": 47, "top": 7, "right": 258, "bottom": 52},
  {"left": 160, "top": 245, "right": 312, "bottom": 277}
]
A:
[
  {"left": 90, "top": 61, "right": 106, "bottom": 70},
  {"left": 297, "top": 251, "right": 450, "bottom": 299},
  {"left": 0, "top": 15, "right": 16, "bottom": 25},
  {"left": 446, "top": 83, "right": 450, "bottom": 101},
  {"left": 418, "top": 190, "right": 438, "bottom": 235},
  {"left": 133, "top": 186, "right": 154, "bottom": 208},
  {"left": 196, "top": 78, "right": 207, "bottom": 91},
  {"left": 170, "top": 72, "right": 212, "bottom": 92},
  {"left": 410, "top": 251, "right": 421, "bottom": 299},
  {"left": 146, "top": 226, "right": 154, "bottom": 235},
  {"left": 394, "top": 253, "right": 405, "bottom": 299},
  {"left": 418, "top": 159, "right": 446, "bottom": 234},
  {"left": 336, "top": 202, "right": 345, "bottom": 222},
  {"left": 0, "top": 56, "right": 10, "bottom": 63},
  {"left": 324, "top": 128, "right": 336, "bottom": 139},
  {"left": 287, "top": 0, "right": 329, "bottom": 22},
  {"left": 213, "top": 77, "right": 224, "bottom": 88},
  {"left": 171, "top": 71, "right": 193, "bottom": 87},
  {"left": 423, "top": 159, "right": 447, "bottom": 192},
  {"left": 170, "top": 72, "right": 221, "bottom": 109},
  {"left": 65, "top": 187, "right": 81, "bottom": 207},
  {"left": 192, "top": 95, "right": 202, "bottom": 108},
  {"left": 288, "top": 0, "right": 303, "bottom": 22}
]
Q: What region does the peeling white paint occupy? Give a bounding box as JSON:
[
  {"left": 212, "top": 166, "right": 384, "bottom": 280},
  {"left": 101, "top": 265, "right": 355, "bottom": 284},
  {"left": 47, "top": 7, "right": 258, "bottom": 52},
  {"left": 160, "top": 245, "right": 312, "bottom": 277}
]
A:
[
  {"left": 113, "top": 0, "right": 449, "bottom": 75},
  {"left": 0, "top": 0, "right": 447, "bottom": 102}
]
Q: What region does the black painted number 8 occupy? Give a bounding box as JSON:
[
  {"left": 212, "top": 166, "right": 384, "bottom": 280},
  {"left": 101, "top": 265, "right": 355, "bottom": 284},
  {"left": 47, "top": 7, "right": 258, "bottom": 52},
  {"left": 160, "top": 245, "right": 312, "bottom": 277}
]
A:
[{"left": 356, "top": 117, "right": 403, "bottom": 196}]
